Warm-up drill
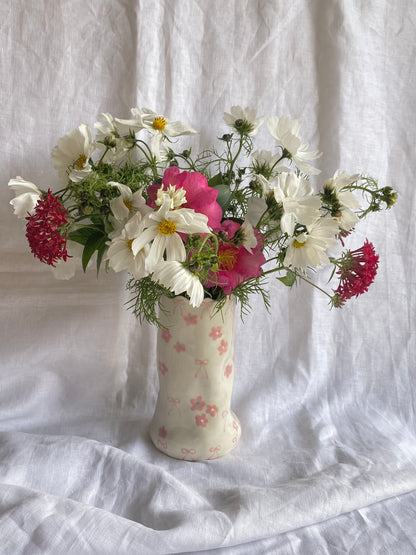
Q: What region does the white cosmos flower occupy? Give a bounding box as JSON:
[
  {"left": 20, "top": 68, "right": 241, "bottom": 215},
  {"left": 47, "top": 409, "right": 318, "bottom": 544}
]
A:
[
  {"left": 246, "top": 197, "right": 268, "bottom": 227},
  {"left": 106, "top": 213, "right": 149, "bottom": 279},
  {"left": 131, "top": 107, "right": 197, "bottom": 160},
  {"left": 8, "top": 176, "right": 42, "bottom": 218},
  {"left": 239, "top": 220, "right": 258, "bottom": 253},
  {"left": 223, "top": 106, "right": 264, "bottom": 136},
  {"left": 131, "top": 194, "right": 210, "bottom": 270},
  {"left": 94, "top": 113, "right": 136, "bottom": 162},
  {"left": 284, "top": 217, "right": 339, "bottom": 269},
  {"left": 109, "top": 182, "right": 151, "bottom": 225},
  {"left": 267, "top": 116, "right": 321, "bottom": 175},
  {"left": 272, "top": 172, "right": 321, "bottom": 235},
  {"left": 152, "top": 261, "right": 204, "bottom": 308},
  {"left": 251, "top": 149, "right": 289, "bottom": 177},
  {"left": 114, "top": 107, "right": 145, "bottom": 133},
  {"left": 324, "top": 170, "right": 361, "bottom": 231},
  {"left": 51, "top": 124, "right": 96, "bottom": 182}
]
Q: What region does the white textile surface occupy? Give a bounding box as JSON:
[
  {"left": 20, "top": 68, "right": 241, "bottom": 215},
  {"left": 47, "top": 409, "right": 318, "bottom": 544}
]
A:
[{"left": 1, "top": 1, "right": 415, "bottom": 553}]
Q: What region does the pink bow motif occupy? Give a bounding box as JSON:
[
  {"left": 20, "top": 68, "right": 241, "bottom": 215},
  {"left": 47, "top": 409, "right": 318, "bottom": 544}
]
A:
[
  {"left": 194, "top": 358, "right": 209, "bottom": 379},
  {"left": 181, "top": 447, "right": 197, "bottom": 460},
  {"left": 167, "top": 396, "right": 181, "bottom": 415},
  {"left": 208, "top": 445, "right": 221, "bottom": 459},
  {"left": 157, "top": 439, "right": 167, "bottom": 450}
]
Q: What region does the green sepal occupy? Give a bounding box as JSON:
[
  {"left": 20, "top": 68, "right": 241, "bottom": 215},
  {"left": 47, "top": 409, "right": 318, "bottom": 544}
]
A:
[{"left": 277, "top": 270, "right": 297, "bottom": 287}]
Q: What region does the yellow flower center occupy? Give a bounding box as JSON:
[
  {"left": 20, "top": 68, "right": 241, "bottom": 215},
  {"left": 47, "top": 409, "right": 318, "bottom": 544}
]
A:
[
  {"left": 124, "top": 199, "right": 133, "bottom": 211},
  {"left": 153, "top": 117, "right": 166, "bottom": 131},
  {"left": 158, "top": 220, "right": 177, "bottom": 235},
  {"left": 218, "top": 247, "right": 238, "bottom": 271},
  {"left": 75, "top": 154, "right": 87, "bottom": 169},
  {"left": 294, "top": 239, "right": 306, "bottom": 248},
  {"left": 126, "top": 239, "right": 134, "bottom": 251}
]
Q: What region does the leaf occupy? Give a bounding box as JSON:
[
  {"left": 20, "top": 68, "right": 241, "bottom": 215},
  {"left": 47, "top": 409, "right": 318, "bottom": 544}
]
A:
[
  {"left": 81, "top": 231, "right": 107, "bottom": 272},
  {"left": 212, "top": 184, "right": 232, "bottom": 212},
  {"left": 68, "top": 227, "right": 101, "bottom": 246},
  {"left": 207, "top": 173, "right": 224, "bottom": 188},
  {"left": 96, "top": 243, "right": 108, "bottom": 276},
  {"left": 277, "top": 270, "right": 297, "bottom": 287}
]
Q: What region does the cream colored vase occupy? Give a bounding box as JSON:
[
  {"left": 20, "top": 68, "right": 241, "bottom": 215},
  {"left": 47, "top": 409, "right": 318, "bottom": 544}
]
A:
[{"left": 149, "top": 296, "right": 241, "bottom": 460}]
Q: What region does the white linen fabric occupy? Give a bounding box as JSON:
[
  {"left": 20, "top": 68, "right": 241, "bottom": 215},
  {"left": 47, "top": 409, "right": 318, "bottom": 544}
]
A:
[{"left": 1, "top": 1, "right": 415, "bottom": 553}]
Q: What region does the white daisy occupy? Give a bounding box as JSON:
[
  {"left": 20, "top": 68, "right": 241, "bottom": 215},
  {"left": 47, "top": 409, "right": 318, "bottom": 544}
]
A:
[
  {"left": 267, "top": 116, "right": 321, "bottom": 175},
  {"left": 284, "top": 217, "right": 339, "bottom": 269},
  {"left": 223, "top": 106, "right": 264, "bottom": 136},
  {"left": 106, "top": 213, "right": 149, "bottom": 279},
  {"left": 136, "top": 108, "right": 197, "bottom": 160},
  {"left": 51, "top": 124, "right": 96, "bottom": 182},
  {"left": 152, "top": 260, "right": 204, "bottom": 308},
  {"left": 109, "top": 182, "right": 151, "bottom": 224},
  {"left": 94, "top": 113, "right": 136, "bottom": 162},
  {"left": 324, "top": 170, "right": 360, "bottom": 231},
  {"left": 8, "top": 176, "right": 42, "bottom": 218},
  {"left": 131, "top": 194, "right": 210, "bottom": 270},
  {"left": 272, "top": 172, "right": 321, "bottom": 235}
]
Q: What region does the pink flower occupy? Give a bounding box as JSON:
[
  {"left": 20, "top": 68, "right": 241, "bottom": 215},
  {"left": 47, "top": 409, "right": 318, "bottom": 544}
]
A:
[
  {"left": 209, "top": 326, "right": 222, "bottom": 340},
  {"left": 204, "top": 220, "right": 266, "bottom": 295},
  {"left": 25, "top": 190, "right": 70, "bottom": 266},
  {"left": 218, "top": 340, "right": 228, "bottom": 355},
  {"left": 195, "top": 414, "right": 209, "bottom": 427},
  {"left": 173, "top": 342, "right": 186, "bottom": 353},
  {"left": 161, "top": 329, "right": 172, "bottom": 342},
  {"left": 158, "top": 361, "right": 168, "bottom": 375},
  {"left": 184, "top": 313, "right": 197, "bottom": 326},
  {"left": 190, "top": 396, "right": 205, "bottom": 411},
  {"left": 158, "top": 426, "right": 167, "bottom": 438},
  {"left": 206, "top": 404, "right": 219, "bottom": 417},
  {"left": 224, "top": 364, "right": 233, "bottom": 378},
  {"left": 147, "top": 167, "right": 223, "bottom": 230}
]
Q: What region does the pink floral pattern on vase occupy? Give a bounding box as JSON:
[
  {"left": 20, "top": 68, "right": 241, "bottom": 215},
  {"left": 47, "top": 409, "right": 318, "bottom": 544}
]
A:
[
  {"left": 209, "top": 326, "right": 222, "bottom": 340},
  {"left": 158, "top": 361, "right": 168, "bottom": 375},
  {"left": 173, "top": 341, "right": 186, "bottom": 353},
  {"left": 190, "top": 396, "right": 205, "bottom": 411},
  {"left": 184, "top": 313, "right": 198, "bottom": 325},
  {"left": 195, "top": 414, "right": 209, "bottom": 427},
  {"left": 218, "top": 340, "right": 228, "bottom": 355},
  {"left": 149, "top": 296, "right": 241, "bottom": 461}
]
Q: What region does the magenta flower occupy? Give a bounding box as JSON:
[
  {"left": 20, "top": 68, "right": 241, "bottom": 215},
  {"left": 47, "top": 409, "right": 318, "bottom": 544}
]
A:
[
  {"left": 205, "top": 220, "right": 266, "bottom": 295},
  {"left": 147, "top": 167, "right": 223, "bottom": 230}
]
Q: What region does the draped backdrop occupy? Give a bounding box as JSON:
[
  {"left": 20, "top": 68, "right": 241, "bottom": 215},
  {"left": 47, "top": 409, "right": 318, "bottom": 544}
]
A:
[{"left": 1, "top": 1, "right": 415, "bottom": 553}]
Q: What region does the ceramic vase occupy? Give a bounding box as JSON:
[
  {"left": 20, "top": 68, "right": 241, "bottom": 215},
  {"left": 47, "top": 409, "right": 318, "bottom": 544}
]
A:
[{"left": 149, "top": 296, "right": 241, "bottom": 460}]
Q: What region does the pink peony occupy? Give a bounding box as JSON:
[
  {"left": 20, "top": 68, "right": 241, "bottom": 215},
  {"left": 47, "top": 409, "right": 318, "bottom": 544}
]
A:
[
  {"left": 147, "top": 167, "right": 223, "bottom": 230},
  {"left": 205, "top": 220, "right": 266, "bottom": 295}
]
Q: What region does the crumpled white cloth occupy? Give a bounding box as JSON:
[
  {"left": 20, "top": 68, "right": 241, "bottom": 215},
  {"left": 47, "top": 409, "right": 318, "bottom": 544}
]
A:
[{"left": 1, "top": 1, "right": 415, "bottom": 553}]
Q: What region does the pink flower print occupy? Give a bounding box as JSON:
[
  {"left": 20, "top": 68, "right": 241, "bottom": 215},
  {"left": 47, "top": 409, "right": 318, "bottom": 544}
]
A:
[
  {"left": 158, "top": 361, "right": 168, "bottom": 375},
  {"left": 206, "top": 404, "right": 219, "bottom": 417},
  {"left": 174, "top": 341, "right": 186, "bottom": 353},
  {"left": 158, "top": 426, "right": 167, "bottom": 439},
  {"left": 190, "top": 396, "right": 205, "bottom": 411},
  {"left": 218, "top": 340, "right": 228, "bottom": 355},
  {"left": 161, "top": 329, "right": 172, "bottom": 343},
  {"left": 224, "top": 364, "right": 233, "bottom": 378},
  {"left": 184, "top": 313, "right": 198, "bottom": 326},
  {"left": 209, "top": 326, "right": 222, "bottom": 340},
  {"left": 195, "top": 414, "right": 209, "bottom": 427}
]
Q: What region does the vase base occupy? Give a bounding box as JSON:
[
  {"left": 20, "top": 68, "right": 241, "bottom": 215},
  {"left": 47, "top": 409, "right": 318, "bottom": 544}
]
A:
[{"left": 149, "top": 411, "right": 241, "bottom": 461}]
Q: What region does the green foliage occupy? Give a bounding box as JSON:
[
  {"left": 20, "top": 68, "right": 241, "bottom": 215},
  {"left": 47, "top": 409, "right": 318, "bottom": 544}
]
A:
[{"left": 126, "top": 276, "right": 174, "bottom": 327}]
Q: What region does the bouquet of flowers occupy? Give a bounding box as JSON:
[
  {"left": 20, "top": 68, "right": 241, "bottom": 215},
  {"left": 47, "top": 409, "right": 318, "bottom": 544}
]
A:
[{"left": 8, "top": 106, "right": 397, "bottom": 325}]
